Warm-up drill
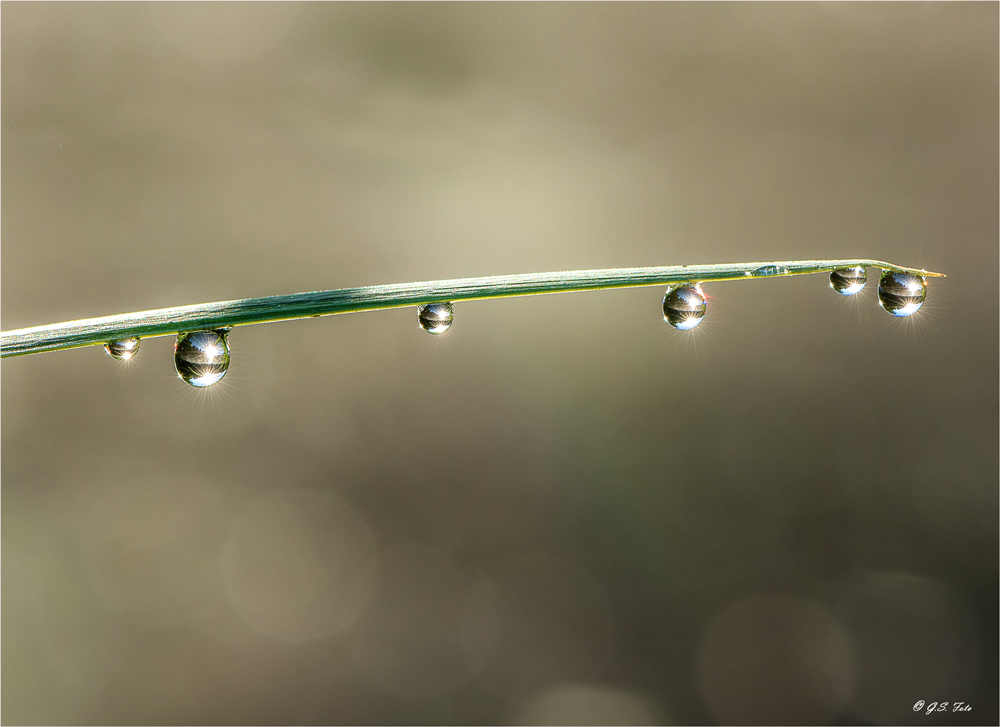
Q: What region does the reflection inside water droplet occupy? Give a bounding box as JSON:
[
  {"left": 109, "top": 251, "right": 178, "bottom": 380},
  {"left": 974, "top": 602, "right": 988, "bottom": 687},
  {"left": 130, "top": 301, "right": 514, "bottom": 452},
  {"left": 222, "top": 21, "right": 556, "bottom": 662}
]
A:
[
  {"left": 877, "top": 271, "right": 926, "bottom": 317},
  {"left": 829, "top": 266, "right": 867, "bottom": 296},
  {"left": 418, "top": 302, "right": 454, "bottom": 335},
  {"left": 663, "top": 284, "right": 706, "bottom": 330},
  {"left": 105, "top": 337, "right": 141, "bottom": 361},
  {"left": 174, "top": 330, "right": 230, "bottom": 387}
]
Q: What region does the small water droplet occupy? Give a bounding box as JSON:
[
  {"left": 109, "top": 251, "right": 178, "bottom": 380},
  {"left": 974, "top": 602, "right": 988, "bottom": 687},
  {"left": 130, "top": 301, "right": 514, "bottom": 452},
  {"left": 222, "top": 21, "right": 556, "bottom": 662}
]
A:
[
  {"left": 751, "top": 265, "right": 780, "bottom": 277},
  {"left": 877, "top": 271, "right": 927, "bottom": 317},
  {"left": 663, "top": 284, "right": 706, "bottom": 330},
  {"left": 829, "top": 266, "right": 867, "bottom": 296},
  {"left": 105, "top": 337, "right": 140, "bottom": 361},
  {"left": 418, "top": 302, "right": 453, "bottom": 335},
  {"left": 174, "top": 330, "right": 230, "bottom": 387},
  {"left": 104, "top": 336, "right": 139, "bottom": 361}
]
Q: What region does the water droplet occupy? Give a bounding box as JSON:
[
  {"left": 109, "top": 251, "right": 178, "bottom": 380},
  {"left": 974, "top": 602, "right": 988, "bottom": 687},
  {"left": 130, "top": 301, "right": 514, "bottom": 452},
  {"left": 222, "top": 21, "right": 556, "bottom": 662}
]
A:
[
  {"left": 663, "top": 284, "right": 706, "bottom": 330},
  {"left": 751, "top": 265, "right": 780, "bottom": 277},
  {"left": 418, "top": 302, "right": 453, "bottom": 335},
  {"left": 877, "top": 271, "right": 926, "bottom": 317},
  {"left": 105, "top": 337, "right": 140, "bottom": 361},
  {"left": 829, "top": 266, "right": 867, "bottom": 296},
  {"left": 174, "top": 330, "right": 231, "bottom": 387}
]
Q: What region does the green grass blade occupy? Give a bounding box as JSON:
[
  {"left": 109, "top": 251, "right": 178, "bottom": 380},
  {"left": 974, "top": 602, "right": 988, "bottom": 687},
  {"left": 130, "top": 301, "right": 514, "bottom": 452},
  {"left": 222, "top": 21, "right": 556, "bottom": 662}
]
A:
[{"left": 0, "top": 259, "right": 944, "bottom": 358}]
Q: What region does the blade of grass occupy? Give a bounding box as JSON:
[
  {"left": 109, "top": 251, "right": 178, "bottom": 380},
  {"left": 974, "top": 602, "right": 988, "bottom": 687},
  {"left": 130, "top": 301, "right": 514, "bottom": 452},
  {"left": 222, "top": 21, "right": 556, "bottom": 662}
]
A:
[{"left": 0, "top": 259, "right": 944, "bottom": 358}]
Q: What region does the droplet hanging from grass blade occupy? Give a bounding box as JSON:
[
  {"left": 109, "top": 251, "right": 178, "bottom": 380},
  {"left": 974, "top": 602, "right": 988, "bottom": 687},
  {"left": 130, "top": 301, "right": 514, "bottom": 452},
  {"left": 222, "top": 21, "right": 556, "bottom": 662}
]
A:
[
  {"left": 418, "top": 302, "right": 453, "bottom": 335},
  {"left": 877, "top": 271, "right": 926, "bottom": 317},
  {"left": 175, "top": 329, "right": 230, "bottom": 387},
  {"left": 829, "top": 266, "right": 867, "bottom": 296},
  {"left": 105, "top": 337, "right": 141, "bottom": 361},
  {"left": 663, "top": 284, "right": 706, "bottom": 330}
]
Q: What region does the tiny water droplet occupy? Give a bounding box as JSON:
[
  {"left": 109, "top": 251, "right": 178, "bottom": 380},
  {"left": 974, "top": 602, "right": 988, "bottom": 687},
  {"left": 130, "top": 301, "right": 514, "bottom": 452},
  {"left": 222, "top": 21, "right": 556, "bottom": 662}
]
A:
[
  {"left": 663, "top": 284, "right": 706, "bottom": 330},
  {"left": 751, "top": 265, "right": 780, "bottom": 277},
  {"left": 877, "top": 271, "right": 927, "bottom": 317},
  {"left": 829, "top": 266, "right": 867, "bottom": 296},
  {"left": 418, "top": 302, "right": 453, "bottom": 335},
  {"left": 174, "top": 330, "right": 230, "bottom": 387},
  {"left": 105, "top": 337, "right": 140, "bottom": 361}
]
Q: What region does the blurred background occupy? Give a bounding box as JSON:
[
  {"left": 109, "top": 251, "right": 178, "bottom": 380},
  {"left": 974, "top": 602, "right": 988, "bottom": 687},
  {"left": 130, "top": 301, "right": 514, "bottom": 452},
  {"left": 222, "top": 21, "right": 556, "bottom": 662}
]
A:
[{"left": 2, "top": 3, "right": 996, "bottom": 725}]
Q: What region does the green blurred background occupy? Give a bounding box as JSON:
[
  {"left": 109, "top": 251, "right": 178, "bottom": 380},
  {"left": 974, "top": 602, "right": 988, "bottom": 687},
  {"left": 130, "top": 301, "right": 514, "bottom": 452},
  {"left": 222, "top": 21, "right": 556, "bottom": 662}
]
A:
[{"left": 2, "top": 3, "right": 996, "bottom": 724}]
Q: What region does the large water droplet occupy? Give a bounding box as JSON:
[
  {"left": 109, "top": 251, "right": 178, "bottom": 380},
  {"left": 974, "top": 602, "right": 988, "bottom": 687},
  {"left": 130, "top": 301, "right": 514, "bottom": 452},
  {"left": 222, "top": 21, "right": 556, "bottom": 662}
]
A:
[
  {"left": 663, "top": 284, "right": 706, "bottom": 330},
  {"left": 105, "top": 337, "right": 140, "bottom": 361},
  {"left": 175, "top": 330, "right": 230, "bottom": 387},
  {"left": 829, "top": 266, "right": 867, "bottom": 296},
  {"left": 418, "top": 302, "right": 453, "bottom": 335},
  {"left": 877, "top": 271, "right": 926, "bottom": 317}
]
